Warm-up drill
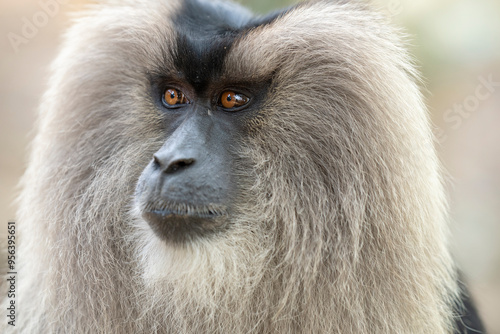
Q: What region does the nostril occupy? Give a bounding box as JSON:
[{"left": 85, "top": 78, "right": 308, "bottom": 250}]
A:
[
  {"left": 152, "top": 153, "right": 195, "bottom": 174},
  {"left": 164, "top": 158, "right": 195, "bottom": 174},
  {"left": 175, "top": 158, "right": 194, "bottom": 168}
]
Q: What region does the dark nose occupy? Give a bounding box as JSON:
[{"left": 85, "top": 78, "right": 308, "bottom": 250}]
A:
[{"left": 153, "top": 154, "right": 195, "bottom": 174}]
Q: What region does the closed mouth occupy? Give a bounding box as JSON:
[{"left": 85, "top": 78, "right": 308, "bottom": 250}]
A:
[
  {"left": 143, "top": 201, "right": 227, "bottom": 219},
  {"left": 140, "top": 200, "right": 228, "bottom": 243}
]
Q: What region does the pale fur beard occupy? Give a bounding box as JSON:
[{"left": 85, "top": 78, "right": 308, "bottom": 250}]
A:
[
  {"left": 130, "top": 215, "right": 273, "bottom": 332},
  {"left": 2, "top": 0, "right": 461, "bottom": 333}
]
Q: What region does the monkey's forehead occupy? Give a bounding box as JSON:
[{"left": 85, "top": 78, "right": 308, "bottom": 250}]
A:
[{"left": 62, "top": 0, "right": 403, "bottom": 91}]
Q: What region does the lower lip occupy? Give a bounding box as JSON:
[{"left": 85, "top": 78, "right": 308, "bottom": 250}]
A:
[{"left": 141, "top": 208, "right": 226, "bottom": 243}]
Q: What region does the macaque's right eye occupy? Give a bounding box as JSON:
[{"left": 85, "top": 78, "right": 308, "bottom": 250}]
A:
[{"left": 163, "top": 88, "right": 189, "bottom": 108}]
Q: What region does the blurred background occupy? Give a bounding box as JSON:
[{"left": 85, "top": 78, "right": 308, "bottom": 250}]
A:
[{"left": 1, "top": 0, "right": 499, "bottom": 331}]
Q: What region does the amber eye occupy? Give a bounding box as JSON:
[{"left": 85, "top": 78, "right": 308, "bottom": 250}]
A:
[
  {"left": 163, "top": 88, "right": 188, "bottom": 107},
  {"left": 219, "top": 91, "right": 249, "bottom": 110}
]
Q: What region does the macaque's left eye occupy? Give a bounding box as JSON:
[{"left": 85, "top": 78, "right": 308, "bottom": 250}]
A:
[
  {"left": 219, "top": 91, "right": 250, "bottom": 110},
  {"left": 163, "top": 88, "right": 189, "bottom": 107}
]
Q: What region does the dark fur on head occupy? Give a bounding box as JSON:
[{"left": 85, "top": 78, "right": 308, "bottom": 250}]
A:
[{"left": 4, "top": 0, "right": 464, "bottom": 333}]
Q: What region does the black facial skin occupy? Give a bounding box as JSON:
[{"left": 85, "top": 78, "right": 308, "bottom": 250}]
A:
[
  {"left": 136, "top": 78, "right": 268, "bottom": 244},
  {"left": 134, "top": 0, "right": 280, "bottom": 244}
]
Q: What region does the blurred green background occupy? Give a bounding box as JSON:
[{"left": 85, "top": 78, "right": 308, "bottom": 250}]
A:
[{"left": 1, "top": 0, "right": 499, "bottom": 332}]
